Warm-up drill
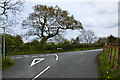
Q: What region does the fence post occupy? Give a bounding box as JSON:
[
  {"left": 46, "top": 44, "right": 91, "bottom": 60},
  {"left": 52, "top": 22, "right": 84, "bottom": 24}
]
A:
[
  {"left": 117, "top": 46, "right": 120, "bottom": 70},
  {"left": 106, "top": 43, "right": 108, "bottom": 56},
  {"left": 107, "top": 43, "right": 110, "bottom": 60},
  {"left": 112, "top": 45, "right": 116, "bottom": 67},
  {"left": 110, "top": 43, "right": 113, "bottom": 62},
  {"left": 103, "top": 43, "right": 105, "bottom": 54}
]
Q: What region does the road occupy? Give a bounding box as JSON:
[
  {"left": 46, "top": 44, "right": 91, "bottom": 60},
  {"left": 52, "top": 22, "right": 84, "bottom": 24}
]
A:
[{"left": 2, "top": 49, "right": 102, "bottom": 79}]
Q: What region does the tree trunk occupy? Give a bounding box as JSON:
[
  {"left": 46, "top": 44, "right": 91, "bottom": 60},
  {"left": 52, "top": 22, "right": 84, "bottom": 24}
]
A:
[{"left": 40, "top": 37, "right": 48, "bottom": 45}]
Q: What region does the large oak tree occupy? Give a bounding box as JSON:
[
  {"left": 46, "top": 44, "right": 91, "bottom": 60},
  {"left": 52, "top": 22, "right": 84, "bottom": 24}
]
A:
[{"left": 22, "top": 5, "right": 83, "bottom": 45}]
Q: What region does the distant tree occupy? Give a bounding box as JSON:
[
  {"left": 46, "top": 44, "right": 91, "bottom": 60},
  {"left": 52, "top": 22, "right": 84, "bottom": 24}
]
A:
[
  {"left": 22, "top": 5, "right": 83, "bottom": 45},
  {"left": 30, "top": 40, "right": 40, "bottom": 46},
  {"left": 5, "top": 34, "right": 15, "bottom": 47},
  {"left": 0, "top": 34, "right": 2, "bottom": 46},
  {"left": 4, "top": 34, "right": 23, "bottom": 47},
  {"left": 107, "top": 35, "right": 116, "bottom": 43},
  {"left": 116, "top": 37, "right": 120, "bottom": 43},
  {"left": 96, "top": 35, "right": 119, "bottom": 44},
  {"left": 52, "top": 34, "right": 65, "bottom": 43},
  {"left": 76, "top": 37, "right": 80, "bottom": 44},
  {"left": 71, "top": 38, "right": 76, "bottom": 44},
  {"left": 96, "top": 37, "right": 107, "bottom": 43},
  {"left": 13, "top": 35, "right": 23, "bottom": 46},
  {"left": 0, "top": 0, "right": 24, "bottom": 33},
  {"left": 79, "top": 29, "right": 97, "bottom": 43},
  {"left": 63, "top": 39, "right": 70, "bottom": 44},
  {"left": 70, "top": 37, "right": 80, "bottom": 44}
]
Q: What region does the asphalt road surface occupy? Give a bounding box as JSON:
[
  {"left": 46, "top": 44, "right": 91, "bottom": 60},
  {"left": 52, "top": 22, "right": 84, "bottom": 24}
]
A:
[{"left": 3, "top": 49, "right": 102, "bottom": 79}]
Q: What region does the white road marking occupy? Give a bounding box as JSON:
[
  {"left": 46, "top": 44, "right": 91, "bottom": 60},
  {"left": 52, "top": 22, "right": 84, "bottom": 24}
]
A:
[
  {"left": 30, "top": 58, "right": 45, "bottom": 67},
  {"left": 46, "top": 54, "right": 50, "bottom": 56},
  {"left": 51, "top": 54, "right": 55, "bottom": 56},
  {"left": 80, "top": 53, "right": 84, "bottom": 54},
  {"left": 16, "top": 57, "right": 22, "bottom": 59},
  {"left": 55, "top": 54, "right": 58, "bottom": 61},
  {"left": 32, "top": 66, "right": 50, "bottom": 80},
  {"left": 40, "top": 55, "right": 44, "bottom": 57},
  {"left": 32, "top": 56, "right": 37, "bottom": 58},
  {"left": 24, "top": 55, "right": 29, "bottom": 57}
]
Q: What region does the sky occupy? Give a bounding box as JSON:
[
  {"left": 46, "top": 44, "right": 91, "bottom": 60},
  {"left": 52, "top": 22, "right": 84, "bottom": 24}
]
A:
[{"left": 0, "top": 0, "right": 119, "bottom": 42}]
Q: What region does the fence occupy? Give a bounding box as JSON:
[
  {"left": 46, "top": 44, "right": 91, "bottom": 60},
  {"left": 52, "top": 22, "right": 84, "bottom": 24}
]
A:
[{"left": 103, "top": 43, "right": 120, "bottom": 74}]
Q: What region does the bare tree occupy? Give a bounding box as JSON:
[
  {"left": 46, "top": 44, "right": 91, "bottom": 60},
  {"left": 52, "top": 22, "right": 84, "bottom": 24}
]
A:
[
  {"left": 22, "top": 5, "right": 83, "bottom": 45},
  {"left": 52, "top": 34, "right": 65, "bottom": 43},
  {"left": 0, "top": 0, "right": 24, "bottom": 58},
  {"left": 0, "top": 0, "right": 24, "bottom": 33},
  {"left": 79, "top": 29, "right": 97, "bottom": 43}
]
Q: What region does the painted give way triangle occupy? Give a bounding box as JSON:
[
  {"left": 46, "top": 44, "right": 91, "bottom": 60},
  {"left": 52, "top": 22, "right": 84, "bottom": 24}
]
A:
[{"left": 30, "top": 58, "right": 45, "bottom": 67}]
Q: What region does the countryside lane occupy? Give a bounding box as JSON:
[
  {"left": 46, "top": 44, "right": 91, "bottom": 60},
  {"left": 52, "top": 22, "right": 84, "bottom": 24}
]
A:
[{"left": 2, "top": 49, "right": 102, "bottom": 79}]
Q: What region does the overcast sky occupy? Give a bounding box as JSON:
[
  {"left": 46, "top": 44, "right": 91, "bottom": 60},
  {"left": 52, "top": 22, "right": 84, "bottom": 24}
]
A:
[{"left": 1, "top": 1, "right": 119, "bottom": 42}]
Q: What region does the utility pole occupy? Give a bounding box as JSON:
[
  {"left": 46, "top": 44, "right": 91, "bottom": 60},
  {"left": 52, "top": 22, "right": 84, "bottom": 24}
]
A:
[{"left": 1, "top": 27, "right": 6, "bottom": 59}]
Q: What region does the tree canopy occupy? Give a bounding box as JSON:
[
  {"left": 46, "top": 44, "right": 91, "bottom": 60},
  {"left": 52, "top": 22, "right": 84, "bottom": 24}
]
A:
[{"left": 22, "top": 5, "right": 83, "bottom": 45}]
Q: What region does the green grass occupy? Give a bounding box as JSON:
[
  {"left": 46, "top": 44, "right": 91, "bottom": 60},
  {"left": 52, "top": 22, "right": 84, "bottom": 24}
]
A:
[
  {"left": 2, "top": 57, "right": 14, "bottom": 70},
  {"left": 98, "top": 51, "right": 120, "bottom": 79},
  {"left": 6, "top": 47, "right": 102, "bottom": 56},
  {"left": 104, "top": 46, "right": 120, "bottom": 71}
]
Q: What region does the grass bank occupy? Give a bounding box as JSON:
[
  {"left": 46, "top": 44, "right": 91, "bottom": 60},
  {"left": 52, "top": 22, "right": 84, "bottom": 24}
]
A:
[
  {"left": 98, "top": 51, "right": 120, "bottom": 79},
  {"left": 2, "top": 57, "right": 14, "bottom": 70}
]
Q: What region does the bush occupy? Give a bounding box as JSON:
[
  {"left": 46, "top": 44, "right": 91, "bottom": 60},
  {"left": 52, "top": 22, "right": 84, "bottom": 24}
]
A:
[
  {"left": 2, "top": 57, "right": 14, "bottom": 70},
  {"left": 6, "top": 42, "right": 103, "bottom": 56}
]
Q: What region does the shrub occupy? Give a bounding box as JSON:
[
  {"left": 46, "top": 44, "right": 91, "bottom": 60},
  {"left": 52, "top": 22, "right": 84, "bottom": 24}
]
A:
[{"left": 2, "top": 57, "right": 14, "bottom": 70}]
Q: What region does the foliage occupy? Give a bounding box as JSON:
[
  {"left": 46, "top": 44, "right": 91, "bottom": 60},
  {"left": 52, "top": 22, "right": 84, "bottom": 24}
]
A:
[
  {"left": 5, "top": 34, "right": 23, "bottom": 47},
  {"left": 22, "top": 5, "right": 83, "bottom": 45},
  {"left": 3, "top": 34, "right": 104, "bottom": 56},
  {"left": 96, "top": 35, "right": 120, "bottom": 44},
  {"left": 5, "top": 35, "right": 15, "bottom": 47},
  {"left": 6, "top": 41, "right": 103, "bottom": 56},
  {"left": 107, "top": 35, "right": 117, "bottom": 43},
  {"left": 2, "top": 57, "right": 14, "bottom": 70},
  {"left": 70, "top": 37, "right": 80, "bottom": 44},
  {"left": 1, "top": 34, "right": 23, "bottom": 54}
]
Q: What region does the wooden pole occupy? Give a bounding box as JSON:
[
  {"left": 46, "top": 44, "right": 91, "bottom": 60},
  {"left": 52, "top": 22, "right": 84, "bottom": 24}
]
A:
[{"left": 117, "top": 46, "right": 120, "bottom": 70}]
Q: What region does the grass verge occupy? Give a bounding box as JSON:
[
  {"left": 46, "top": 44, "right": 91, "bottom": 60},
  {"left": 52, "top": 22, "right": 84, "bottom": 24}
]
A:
[
  {"left": 98, "top": 51, "right": 120, "bottom": 79},
  {"left": 2, "top": 57, "right": 14, "bottom": 70}
]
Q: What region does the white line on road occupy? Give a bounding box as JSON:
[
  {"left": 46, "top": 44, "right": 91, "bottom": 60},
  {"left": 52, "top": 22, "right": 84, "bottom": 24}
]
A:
[
  {"left": 32, "top": 66, "right": 50, "bottom": 80},
  {"left": 30, "top": 58, "right": 45, "bottom": 67},
  {"left": 80, "top": 53, "right": 84, "bottom": 54},
  {"left": 24, "top": 55, "right": 29, "bottom": 57},
  {"left": 46, "top": 54, "right": 50, "bottom": 56},
  {"left": 55, "top": 54, "right": 58, "bottom": 61},
  {"left": 16, "top": 57, "right": 22, "bottom": 59},
  {"left": 51, "top": 54, "right": 55, "bottom": 56},
  {"left": 40, "top": 55, "right": 44, "bottom": 57},
  {"left": 32, "top": 56, "right": 37, "bottom": 58}
]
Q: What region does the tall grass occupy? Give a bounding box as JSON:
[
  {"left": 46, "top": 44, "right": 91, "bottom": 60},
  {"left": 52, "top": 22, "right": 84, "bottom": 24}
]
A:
[{"left": 98, "top": 51, "right": 120, "bottom": 79}]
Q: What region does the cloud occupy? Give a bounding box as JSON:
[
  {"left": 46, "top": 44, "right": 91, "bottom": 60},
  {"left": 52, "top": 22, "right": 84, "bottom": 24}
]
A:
[{"left": 13, "top": 2, "right": 118, "bottom": 42}]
